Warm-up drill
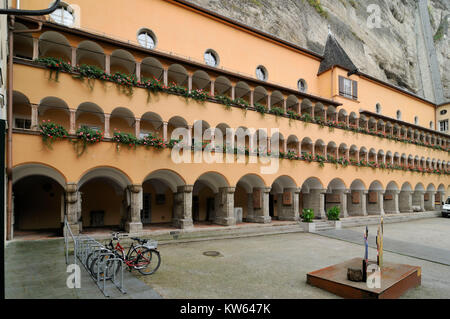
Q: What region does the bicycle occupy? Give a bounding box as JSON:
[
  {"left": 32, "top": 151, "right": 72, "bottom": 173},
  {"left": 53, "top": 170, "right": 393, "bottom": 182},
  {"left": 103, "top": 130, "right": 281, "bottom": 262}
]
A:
[{"left": 105, "top": 232, "right": 161, "bottom": 275}]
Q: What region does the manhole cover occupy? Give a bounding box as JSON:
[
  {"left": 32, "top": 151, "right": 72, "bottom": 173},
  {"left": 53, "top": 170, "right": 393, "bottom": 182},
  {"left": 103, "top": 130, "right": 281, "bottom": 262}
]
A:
[{"left": 203, "top": 251, "right": 222, "bottom": 257}]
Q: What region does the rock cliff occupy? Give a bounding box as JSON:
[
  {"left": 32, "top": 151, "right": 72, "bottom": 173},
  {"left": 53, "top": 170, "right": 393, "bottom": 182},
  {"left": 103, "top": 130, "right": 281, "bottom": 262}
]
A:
[{"left": 188, "top": 0, "right": 449, "bottom": 101}]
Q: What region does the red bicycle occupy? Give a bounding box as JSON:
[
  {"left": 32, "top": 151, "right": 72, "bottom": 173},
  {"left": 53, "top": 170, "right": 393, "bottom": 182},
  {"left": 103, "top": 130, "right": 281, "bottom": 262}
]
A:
[{"left": 90, "top": 233, "right": 161, "bottom": 276}]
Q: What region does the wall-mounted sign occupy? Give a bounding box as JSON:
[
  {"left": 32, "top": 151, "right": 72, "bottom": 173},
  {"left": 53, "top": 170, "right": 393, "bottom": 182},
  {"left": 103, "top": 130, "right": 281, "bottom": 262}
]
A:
[
  {"left": 326, "top": 194, "right": 340, "bottom": 203},
  {"left": 424, "top": 193, "right": 430, "bottom": 201},
  {"left": 282, "top": 191, "right": 292, "bottom": 205},
  {"left": 352, "top": 192, "right": 360, "bottom": 204},
  {"left": 368, "top": 191, "right": 378, "bottom": 204}
]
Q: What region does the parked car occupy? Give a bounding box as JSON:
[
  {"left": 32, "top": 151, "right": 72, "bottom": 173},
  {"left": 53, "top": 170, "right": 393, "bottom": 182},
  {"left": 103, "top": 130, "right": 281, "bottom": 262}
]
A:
[{"left": 442, "top": 198, "right": 450, "bottom": 217}]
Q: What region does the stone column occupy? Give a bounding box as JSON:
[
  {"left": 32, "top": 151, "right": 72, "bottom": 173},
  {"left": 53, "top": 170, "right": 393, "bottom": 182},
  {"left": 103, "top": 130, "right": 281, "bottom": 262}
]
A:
[
  {"left": 32, "top": 37, "right": 39, "bottom": 60},
  {"left": 305, "top": 188, "right": 326, "bottom": 219},
  {"left": 187, "top": 125, "right": 193, "bottom": 147},
  {"left": 104, "top": 113, "right": 111, "bottom": 138},
  {"left": 173, "top": 185, "right": 194, "bottom": 229},
  {"left": 384, "top": 190, "right": 400, "bottom": 214},
  {"left": 347, "top": 189, "right": 366, "bottom": 216},
  {"left": 341, "top": 189, "right": 349, "bottom": 217},
  {"left": 105, "top": 54, "right": 111, "bottom": 75},
  {"left": 412, "top": 191, "right": 425, "bottom": 212},
  {"left": 31, "top": 104, "right": 39, "bottom": 131},
  {"left": 278, "top": 188, "right": 300, "bottom": 221},
  {"left": 267, "top": 95, "right": 271, "bottom": 111},
  {"left": 163, "top": 68, "right": 168, "bottom": 87},
  {"left": 283, "top": 99, "right": 287, "bottom": 113},
  {"left": 135, "top": 62, "right": 141, "bottom": 80},
  {"left": 399, "top": 190, "right": 413, "bottom": 213},
  {"left": 125, "top": 185, "right": 143, "bottom": 233},
  {"left": 71, "top": 47, "right": 77, "bottom": 68},
  {"left": 214, "top": 187, "right": 236, "bottom": 226},
  {"left": 250, "top": 90, "right": 254, "bottom": 107},
  {"left": 231, "top": 86, "right": 236, "bottom": 100},
  {"left": 134, "top": 119, "right": 141, "bottom": 138},
  {"left": 248, "top": 187, "right": 271, "bottom": 223},
  {"left": 69, "top": 109, "right": 76, "bottom": 135},
  {"left": 367, "top": 190, "right": 385, "bottom": 215},
  {"left": 163, "top": 121, "right": 168, "bottom": 142},
  {"left": 188, "top": 74, "right": 193, "bottom": 93},
  {"left": 424, "top": 191, "right": 436, "bottom": 211},
  {"left": 65, "top": 183, "right": 80, "bottom": 235},
  {"left": 210, "top": 80, "right": 215, "bottom": 97}
]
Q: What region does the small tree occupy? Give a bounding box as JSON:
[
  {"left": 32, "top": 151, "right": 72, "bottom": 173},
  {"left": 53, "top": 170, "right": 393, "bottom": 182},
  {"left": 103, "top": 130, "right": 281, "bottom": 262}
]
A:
[
  {"left": 327, "top": 206, "right": 340, "bottom": 221},
  {"left": 301, "top": 208, "right": 314, "bottom": 223}
]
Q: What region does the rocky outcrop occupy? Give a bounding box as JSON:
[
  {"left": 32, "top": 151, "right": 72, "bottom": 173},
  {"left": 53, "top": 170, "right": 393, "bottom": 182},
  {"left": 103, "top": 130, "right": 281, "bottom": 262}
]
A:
[{"left": 188, "top": 0, "right": 449, "bottom": 101}]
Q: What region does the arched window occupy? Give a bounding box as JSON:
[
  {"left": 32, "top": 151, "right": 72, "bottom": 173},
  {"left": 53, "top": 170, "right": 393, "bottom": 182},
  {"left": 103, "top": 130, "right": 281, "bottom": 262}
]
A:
[
  {"left": 137, "top": 29, "right": 156, "bottom": 49},
  {"left": 49, "top": 2, "right": 74, "bottom": 27},
  {"left": 255, "top": 65, "right": 268, "bottom": 81},
  {"left": 429, "top": 121, "right": 434, "bottom": 129},
  {"left": 297, "top": 79, "right": 307, "bottom": 93},
  {"left": 375, "top": 103, "right": 381, "bottom": 114},
  {"left": 414, "top": 116, "right": 419, "bottom": 125},
  {"left": 204, "top": 49, "right": 219, "bottom": 67},
  {"left": 396, "top": 110, "right": 402, "bottom": 120}
]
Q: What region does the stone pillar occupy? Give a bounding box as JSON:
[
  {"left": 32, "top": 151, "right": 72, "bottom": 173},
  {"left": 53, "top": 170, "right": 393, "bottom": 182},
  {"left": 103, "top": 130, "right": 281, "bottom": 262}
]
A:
[
  {"left": 384, "top": 190, "right": 400, "bottom": 214},
  {"left": 104, "top": 113, "right": 111, "bottom": 138},
  {"left": 32, "top": 37, "right": 39, "bottom": 60},
  {"left": 267, "top": 95, "right": 271, "bottom": 111},
  {"left": 188, "top": 75, "right": 193, "bottom": 93},
  {"left": 135, "top": 62, "right": 141, "bottom": 80},
  {"left": 341, "top": 190, "right": 349, "bottom": 217},
  {"left": 214, "top": 187, "right": 236, "bottom": 226},
  {"left": 278, "top": 188, "right": 300, "bottom": 221},
  {"left": 134, "top": 119, "right": 141, "bottom": 138},
  {"left": 31, "top": 104, "right": 39, "bottom": 131},
  {"left": 412, "top": 191, "right": 425, "bottom": 212},
  {"left": 210, "top": 80, "right": 215, "bottom": 97},
  {"left": 283, "top": 99, "right": 287, "bottom": 113},
  {"left": 173, "top": 185, "right": 194, "bottom": 229},
  {"left": 105, "top": 54, "right": 111, "bottom": 75},
  {"left": 424, "top": 191, "right": 436, "bottom": 211},
  {"left": 187, "top": 125, "right": 193, "bottom": 147},
  {"left": 65, "top": 183, "right": 80, "bottom": 235},
  {"left": 367, "top": 190, "right": 385, "bottom": 215},
  {"left": 231, "top": 86, "right": 236, "bottom": 100},
  {"left": 250, "top": 90, "right": 254, "bottom": 107},
  {"left": 163, "top": 121, "right": 168, "bottom": 142},
  {"left": 399, "top": 191, "right": 413, "bottom": 213},
  {"left": 69, "top": 109, "right": 76, "bottom": 135},
  {"left": 163, "top": 68, "right": 168, "bottom": 87},
  {"left": 247, "top": 187, "right": 271, "bottom": 223},
  {"left": 304, "top": 188, "right": 326, "bottom": 219},
  {"left": 347, "top": 189, "right": 366, "bottom": 216},
  {"left": 71, "top": 47, "right": 77, "bottom": 68},
  {"left": 125, "top": 185, "right": 143, "bottom": 233}
]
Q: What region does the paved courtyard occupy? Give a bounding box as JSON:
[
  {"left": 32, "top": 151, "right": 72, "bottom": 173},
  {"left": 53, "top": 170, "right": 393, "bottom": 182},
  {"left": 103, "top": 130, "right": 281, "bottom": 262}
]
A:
[{"left": 4, "top": 217, "right": 450, "bottom": 299}]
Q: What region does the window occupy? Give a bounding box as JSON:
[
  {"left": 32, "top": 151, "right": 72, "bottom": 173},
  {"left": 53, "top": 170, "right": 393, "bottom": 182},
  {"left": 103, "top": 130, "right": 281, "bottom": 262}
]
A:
[
  {"left": 429, "top": 121, "right": 434, "bottom": 129},
  {"left": 137, "top": 30, "right": 156, "bottom": 49},
  {"left": 255, "top": 65, "right": 267, "bottom": 81},
  {"left": 49, "top": 3, "right": 74, "bottom": 27},
  {"left": 439, "top": 120, "right": 448, "bottom": 132},
  {"left": 338, "top": 76, "right": 357, "bottom": 100},
  {"left": 15, "top": 118, "right": 31, "bottom": 129},
  {"left": 375, "top": 103, "right": 381, "bottom": 114},
  {"left": 297, "top": 79, "right": 307, "bottom": 93},
  {"left": 414, "top": 116, "right": 419, "bottom": 125},
  {"left": 396, "top": 110, "right": 402, "bottom": 120},
  {"left": 204, "top": 49, "right": 219, "bottom": 67},
  {"left": 440, "top": 109, "right": 447, "bottom": 115}
]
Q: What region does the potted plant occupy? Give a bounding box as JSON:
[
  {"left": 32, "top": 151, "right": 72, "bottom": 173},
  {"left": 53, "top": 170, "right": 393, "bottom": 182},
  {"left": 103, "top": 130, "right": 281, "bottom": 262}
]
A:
[
  {"left": 300, "top": 208, "right": 315, "bottom": 232},
  {"left": 327, "top": 205, "right": 341, "bottom": 228}
]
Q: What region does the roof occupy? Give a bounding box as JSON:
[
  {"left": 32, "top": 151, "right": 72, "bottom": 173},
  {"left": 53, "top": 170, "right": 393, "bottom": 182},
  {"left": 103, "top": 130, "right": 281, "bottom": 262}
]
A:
[{"left": 317, "top": 32, "right": 358, "bottom": 76}]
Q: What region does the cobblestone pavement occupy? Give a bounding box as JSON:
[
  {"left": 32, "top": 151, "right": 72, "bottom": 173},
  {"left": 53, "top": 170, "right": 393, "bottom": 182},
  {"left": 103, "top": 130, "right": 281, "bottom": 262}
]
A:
[
  {"left": 4, "top": 239, "right": 161, "bottom": 299},
  {"left": 315, "top": 218, "right": 450, "bottom": 265},
  {"left": 5, "top": 218, "right": 450, "bottom": 299}
]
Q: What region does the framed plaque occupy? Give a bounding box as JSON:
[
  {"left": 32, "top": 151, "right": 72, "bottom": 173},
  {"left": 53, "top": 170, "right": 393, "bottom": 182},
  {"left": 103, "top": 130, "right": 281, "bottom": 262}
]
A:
[
  {"left": 326, "top": 194, "right": 340, "bottom": 203},
  {"left": 368, "top": 191, "right": 378, "bottom": 204},
  {"left": 424, "top": 193, "right": 429, "bottom": 201},
  {"left": 352, "top": 192, "right": 360, "bottom": 204},
  {"left": 282, "top": 191, "right": 292, "bottom": 206}
]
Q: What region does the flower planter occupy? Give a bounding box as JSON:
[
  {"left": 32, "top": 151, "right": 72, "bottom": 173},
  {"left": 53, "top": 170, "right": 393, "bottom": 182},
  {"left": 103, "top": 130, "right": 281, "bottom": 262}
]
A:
[{"left": 301, "top": 222, "right": 316, "bottom": 232}]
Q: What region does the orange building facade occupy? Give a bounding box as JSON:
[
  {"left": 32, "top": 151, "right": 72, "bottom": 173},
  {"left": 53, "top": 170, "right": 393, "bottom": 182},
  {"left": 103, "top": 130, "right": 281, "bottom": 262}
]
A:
[{"left": 6, "top": 0, "right": 450, "bottom": 238}]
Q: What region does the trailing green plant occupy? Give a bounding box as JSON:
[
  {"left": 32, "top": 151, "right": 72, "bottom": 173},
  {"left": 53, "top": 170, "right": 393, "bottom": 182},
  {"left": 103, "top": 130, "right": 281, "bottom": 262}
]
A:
[
  {"left": 73, "top": 125, "right": 104, "bottom": 156},
  {"left": 109, "top": 72, "right": 137, "bottom": 96},
  {"left": 141, "top": 133, "right": 167, "bottom": 149},
  {"left": 167, "top": 82, "right": 188, "bottom": 96},
  {"left": 234, "top": 97, "right": 249, "bottom": 109},
  {"left": 35, "top": 57, "right": 72, "bottom": 82},
  {"left": 113, "top": 130, "right": 140, "bottom": 151},
  {"left": 142, "top": 77, "right": 164, "bottom": 93},
  {"left": 215, "top": 94, "right": 234, "bottom": 109},
  {"left": 254, "top": 102, "right": 267, "bottom": 115},
  {"left": 287, "top": 110, "right": 300, "bottom": 120},
  {"left": 73, "top": 64, "right": 105, "bottom": 89},
  {"left": 189, "top": 89, "right": 209, "bottom": 101},
  {"left": 327, "top": 206, "right": 340, "bottom": 221},
  {"left": 269, "top": 106, "right": 285, "bottom": 117},
  {"left": 39, "top": 120, "right": 69, "bottom": 148},
  {"left": 301, "top": 208, "right": 315, "bottom": 223}
]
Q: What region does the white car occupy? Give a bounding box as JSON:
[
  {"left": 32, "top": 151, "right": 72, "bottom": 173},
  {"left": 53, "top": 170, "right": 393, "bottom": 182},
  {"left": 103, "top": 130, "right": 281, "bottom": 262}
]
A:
[{"left": 442, "top": 198, "right": 450, "bottom": 217}]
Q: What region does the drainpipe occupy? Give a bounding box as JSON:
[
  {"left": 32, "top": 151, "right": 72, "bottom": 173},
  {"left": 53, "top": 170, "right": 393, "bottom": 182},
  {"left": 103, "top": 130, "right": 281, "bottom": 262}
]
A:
[
  {"left": 6, "top": 18, "right": 43, "bottom": 240},
  {"left": 1, "top": 0, "right": 60, "bottom": 15}
]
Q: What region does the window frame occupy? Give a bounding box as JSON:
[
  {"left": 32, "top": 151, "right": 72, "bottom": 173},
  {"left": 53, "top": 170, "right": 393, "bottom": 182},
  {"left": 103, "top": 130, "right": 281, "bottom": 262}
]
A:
[
  {"left": 338, "top": 75, "right": 358, "bottom": 100},
  {"left": 204, "top": 49, "right": 219, "bottom": 67},
  {"left": 439, "top": 120, "right": 448, "bottom": 132},
  {"left": 297, "top": 79, "right": 307, "bottom": 93},
  {"left": 137, "top": 29, "right": 157, "bottom": 50},
  {"left": 49, "top": 3, "right": 75, "bottom": 27},
  {"left": 255, "top": 65, "right": 268, "bottom": 81}
]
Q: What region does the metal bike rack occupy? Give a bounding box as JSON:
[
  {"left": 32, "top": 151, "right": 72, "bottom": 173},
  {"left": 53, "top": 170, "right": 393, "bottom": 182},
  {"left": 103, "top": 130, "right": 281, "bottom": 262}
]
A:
[{"left": 63, "top": 219, "right": 127, "bottom": 297}]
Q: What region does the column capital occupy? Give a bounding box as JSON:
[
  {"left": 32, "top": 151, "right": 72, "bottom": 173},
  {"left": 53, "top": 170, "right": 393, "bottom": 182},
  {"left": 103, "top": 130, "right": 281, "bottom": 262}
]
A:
[
  {"left": 177, "top": 185, "right": 193, "bottom": 193},
  {"left": 128, "top": 184, "right": 142, "bottom": 193},
  {"left": 219, "top": 186, "right": 236, "bottom": 194},
  {"left": 65, "top": 182, "right": 78, "bottom": 193}
]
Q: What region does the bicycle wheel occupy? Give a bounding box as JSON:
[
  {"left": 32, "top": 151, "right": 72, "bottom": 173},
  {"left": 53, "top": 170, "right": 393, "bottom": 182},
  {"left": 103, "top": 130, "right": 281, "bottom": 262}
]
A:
[
  {"left": 136, "top": 248, "right": 161, "bottom": 275},
  {"left": 90, "top": 254, "right": 114, "bottom": 280}
]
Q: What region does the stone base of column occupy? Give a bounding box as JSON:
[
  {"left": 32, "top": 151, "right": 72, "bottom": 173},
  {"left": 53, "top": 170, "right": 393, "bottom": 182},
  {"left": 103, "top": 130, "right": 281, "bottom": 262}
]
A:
[
  {"left": 173, "top": 218, "right": 194, "bottom": 229},
  {"left": 385, "top": 209, "right": 400, "bottom": 214},
  {"left": 278, "top": 215, "right": 299, "bottom": 221},
  {"left": 68, "top": 223, "right": 80, "bottom": 235},
  {"left": 250, "top": 216, "right": 272, "bottom": 224},
  {"left": 400, "top": 209, "right": 413, "bottom": 214},
  {"left": 125, "top": 221, "right": 143, "bottom": 233},
  {"left": 214, "top": 217, "right": 236, "bottom": 226}
]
